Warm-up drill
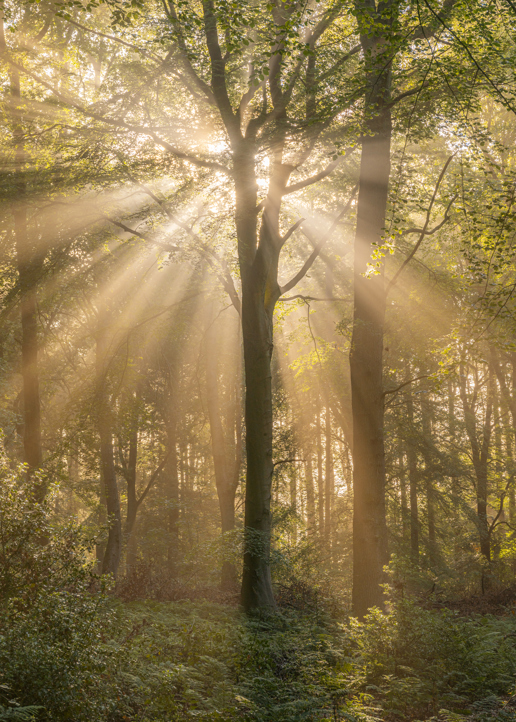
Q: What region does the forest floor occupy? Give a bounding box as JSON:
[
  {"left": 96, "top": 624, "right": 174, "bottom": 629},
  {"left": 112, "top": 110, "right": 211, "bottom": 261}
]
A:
[{"left": 103, "top": 586, "right": 516, "bottom": 722}]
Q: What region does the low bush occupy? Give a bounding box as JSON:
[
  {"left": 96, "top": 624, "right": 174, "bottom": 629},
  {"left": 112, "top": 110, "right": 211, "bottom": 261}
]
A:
[
  {"left": 3, "top": 448, "right": 516, "bottom": 721},
  {"left": 351, "top": 599, "right": 516, "bottom": 720},
  {"left": 0, "top": 454, "right": 118, "bottom": 721}
]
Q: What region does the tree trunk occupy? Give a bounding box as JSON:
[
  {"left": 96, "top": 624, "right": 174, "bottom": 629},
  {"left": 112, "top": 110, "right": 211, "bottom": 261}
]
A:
[
  {"left": 316, "top": 409, "right": 325, "bottom": 537},
  {"left": 290, "top": 470, "right": 297, "bottom": 544},
  {"left": 350, "top": 23, "right": 392, "bottom": 616},
  {"left": 240, "top": 262, "right": 277, "bottom": 609},
  {"left": 399, "top": 451, "right": 408, "bottom": 540},
  {"left": 205, "top": 320, "right": 240, "bottom": 590},
  {"left": 305, "top": 453, "right": 316, "bottom": 536},
  {"left": 124, "top": 427, "right": 138, "bottom": 573},
  {"left": 165, "top": 419, "right": 180, "bottom": 576},
  {"left": 239, "top": 147, "right": 290, "bottom": 610},
  {"left": 96, "top": 321, "right": 122, "bottom": 577},
  {"left": 96, "top": 476, "right": 106, "bottom": 572},
  {"left": 324, "top": 404, "right": 333, "bottom": 550},
  {"left": 421, "top": 399, "right": 437, "bottom": 566},
  {"left": 406, "top": 387, "right": 419, "bottom": 564},
  {"left": 11, "top": 69, "right": 43, "bottom": 487},
  {"left": 459, "top": 361, "right": 492, "bottom": 562}
]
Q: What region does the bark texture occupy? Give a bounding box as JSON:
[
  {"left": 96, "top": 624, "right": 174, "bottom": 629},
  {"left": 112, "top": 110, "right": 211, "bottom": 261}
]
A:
[{"left": 350, "top": 6, "right": 393, "bottom": 616}]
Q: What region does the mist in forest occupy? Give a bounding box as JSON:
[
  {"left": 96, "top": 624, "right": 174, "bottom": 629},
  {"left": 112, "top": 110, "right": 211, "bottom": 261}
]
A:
[{"left": 2, "top": 0, "right": 516, "bottom": 719}]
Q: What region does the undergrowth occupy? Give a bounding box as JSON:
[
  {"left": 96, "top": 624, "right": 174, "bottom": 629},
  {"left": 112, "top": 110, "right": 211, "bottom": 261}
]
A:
[
  {"left": 2, "top": 463, "right": 516, "bottom": 721},
  {"left": 105, "top": 598, "right": 516, "bottom": 722}
]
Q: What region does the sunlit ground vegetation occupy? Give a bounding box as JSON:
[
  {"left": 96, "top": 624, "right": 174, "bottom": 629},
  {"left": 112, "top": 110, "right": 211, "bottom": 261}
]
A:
[
  {"left": 3, "top": 468, "right": 516, "bottom": 722},
  {"left": 5, "top": 0, "right": 516, "bottom": 718}
]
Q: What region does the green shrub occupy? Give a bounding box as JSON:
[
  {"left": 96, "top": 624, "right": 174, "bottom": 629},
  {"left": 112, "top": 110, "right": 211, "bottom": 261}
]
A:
[
  {"left": 350, "top": 599, "right": 516, "bottom": 719},
  {"left": 0, "top": 453, "right": 118, "bottom": 721},
  {"left": 0, "top": 684, "right": 41, "bottom": 721}
]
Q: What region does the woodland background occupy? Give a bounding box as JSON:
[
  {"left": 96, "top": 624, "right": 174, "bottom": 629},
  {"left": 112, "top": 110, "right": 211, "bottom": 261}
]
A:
[{"left": 3, "top": 0, "right": 516, "bottom": 719}]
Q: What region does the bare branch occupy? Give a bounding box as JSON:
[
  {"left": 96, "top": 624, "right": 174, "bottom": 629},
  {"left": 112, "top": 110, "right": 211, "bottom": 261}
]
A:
[
  {"left": 279, "top": 185, "right": 358, "bottom": 296},
  {"left": 280, "top": 218, "right": 305, "bottom": 248},
  {"left": 136, "top": 452, "right": 171, "bottom": 509},
  {"left": 273, "top": 457, "right": 305, "bottom": 468},
  {"left": 280, "top": 294, "right": 352, "bottom": 302},
  {"left": 382, "top": 374, "right": 430, "bottom": 397},
  {"left": 387, "top": 81, "right": 431, "bottom": 107},
  {"left": 386, "top": 155, "right": 455, "bottom": 294},
  {"left": 283, "top": 157, "right": 341, "bottom": 195},
  {"left": 65, "top": 19, "right": 162, "bottom": 62},
  {"left": 317, "top": 44, "right": 361, "bottom": 82},
  {"left": 402, "top": 193, "right": 456, "bottom": 236}
]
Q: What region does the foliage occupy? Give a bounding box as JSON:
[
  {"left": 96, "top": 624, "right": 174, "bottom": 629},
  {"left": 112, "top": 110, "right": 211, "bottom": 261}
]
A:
[
  {"left": 73, "top": 597, "right": 516, "bottom": 722},
  {"left": 2, "top": 455, "right": 516, "bottom": 722},
  {"left": 351, "top": 600, "right": 516, "bottom": 720},
  {"left": 0, "top": 454, "right": 118, "bottom": 721},
  {"left": 0, "top": 685, "right": 41, "bottom": 722}
]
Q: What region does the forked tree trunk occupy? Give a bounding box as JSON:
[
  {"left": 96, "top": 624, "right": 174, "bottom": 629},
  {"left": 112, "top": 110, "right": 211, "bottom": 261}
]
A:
[
  {"left": 350, "top": 23, "right": 392, "bottom": 616},
  {"left": 238, "top": 149, "right": 291, "bottom": 610}
]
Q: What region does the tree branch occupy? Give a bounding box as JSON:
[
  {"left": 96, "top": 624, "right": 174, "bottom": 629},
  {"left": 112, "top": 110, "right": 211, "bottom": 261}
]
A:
[
  {"left": 1, "top": 55, "right": 231, "bottom": 175},
  {"left": 136, "top": 452, "right": 171, "bottom": 509},
  {"left": 382, "top": 374, "right": 430, "bottom": 397},
  {"left": 280, "top": 294, "right": 352, "bottom": 302},
  {"left": 386, "top": 155, "right": 455, "bottom": 294},
  {"left": 279, "top": 185, "right": 358, "bottom": 296},
  {"left": 202, "top": 0, "right": 241, "bottom": 141},
  {"left": 387, "top": 81, "right": 431, "bottom": 108},
  {"left": 65, "top": 18, "right": 162, "bottom": 62},
  {"left": 283, "top": 157, "right": 341, "bottom": 195},
  {"left": 280, "top": 218, "right": 305, "bottom": 248}
]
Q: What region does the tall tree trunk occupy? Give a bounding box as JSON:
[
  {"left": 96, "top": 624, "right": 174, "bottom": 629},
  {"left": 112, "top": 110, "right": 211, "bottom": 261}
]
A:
[
  {"left": 290, "top": 470, "right": 297, "bottom": 544},
  {"left": 11, "top": 69, "right": 43, "bottom": 486},
  {"left": 459, "top": 361, "right": 493, "bottom": 562},
  {"left": 96, "top": 320, "right": 122, "bottom": 577},
  {"left": 124, "top": 427, "right": 138, "bottom": 573},
  {"left": 237, "top": 141, "right": 292, "bottom": 610},
  {"left": 96, "top": 476, "right": 106, "bottom": 572},
  {"left": 205, "top": 320, "right": 241, "bottom": 590},
  {"left": 305, "top": 453, "right": 316, "bottom": 537},
  {"left": 165, "top": 418, "right": 180, "bottom": 576},
  {"left": 399, "top": 451, "right": 408, "bottom": 540},
  {"left": 316, "top": 408, "right": 325, "bottom": 536},
  {"left": 406, "top": 387, "right": 419, "bottom": 563},
  {"left": 240, "top": 244, "right": 277, "bottom": 609},
  {"left": 350, "top": 14, "right": 392, "bottom": 616},
  {"left": 506, "top": 427, "right": 515, "bottom": 526},
  {"left": 324, "top": 404, "right": 333, "bottom": 550},
  {"left": 421, "top": 399, "right": 437, "bottom": 566}
]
